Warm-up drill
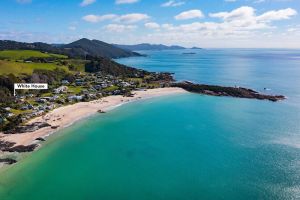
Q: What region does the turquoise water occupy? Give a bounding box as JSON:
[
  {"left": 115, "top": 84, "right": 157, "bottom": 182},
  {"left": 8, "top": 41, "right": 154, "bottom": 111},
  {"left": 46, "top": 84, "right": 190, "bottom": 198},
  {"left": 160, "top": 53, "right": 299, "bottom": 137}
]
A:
[{"left": 1, "top": 49, "right": 300, "bottom": 199}]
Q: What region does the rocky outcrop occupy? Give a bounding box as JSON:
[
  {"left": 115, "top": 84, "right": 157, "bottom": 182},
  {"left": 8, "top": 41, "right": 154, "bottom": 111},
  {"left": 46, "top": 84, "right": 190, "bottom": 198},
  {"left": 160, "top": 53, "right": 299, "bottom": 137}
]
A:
[
  {"left": 0, "top": 158, "right": 17, "bottom": 165},
  {"left": 4, "top": 122, "right": 51, "bottom": 134},
  {"left": 0, "top": 140, "right": 37, "bottom": 152},
  {"left": 173, "top": 81, "right": 285, "bottom": 102}
]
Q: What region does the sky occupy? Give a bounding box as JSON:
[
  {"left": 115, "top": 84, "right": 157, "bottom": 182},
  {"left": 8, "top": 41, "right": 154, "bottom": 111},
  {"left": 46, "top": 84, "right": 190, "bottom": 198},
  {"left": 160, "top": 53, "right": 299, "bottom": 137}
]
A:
[{"left": 0, "top": 0, "right": 299, "bottom": 48}]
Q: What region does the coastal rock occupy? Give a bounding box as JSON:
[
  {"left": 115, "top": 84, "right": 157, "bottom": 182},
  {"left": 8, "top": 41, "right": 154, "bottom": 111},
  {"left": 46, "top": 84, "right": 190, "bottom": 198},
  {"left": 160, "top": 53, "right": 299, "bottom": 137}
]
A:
[
  {"left": 173, "top": 81, "right": 285, "bottom": 102},
  {"left": 97, "top": 110, "right": 106, "bottom": 113},
  {"left": 0, "top": 158, "right": 17, "bottom": 165},
  {"left": 0, "top": 140, "right": 37, "bottom": 152},
  {"left": 36, "top": 137, "right": 46, "bottom": 141},
  {"left": 4, "top": 122, "right": 51, "bottom": 134},
  {"left": 0, "top": 140, "right": 15, "bottom": 151},
  {"left": 7, "top": 144, "right": 38, "bottom": 153}
]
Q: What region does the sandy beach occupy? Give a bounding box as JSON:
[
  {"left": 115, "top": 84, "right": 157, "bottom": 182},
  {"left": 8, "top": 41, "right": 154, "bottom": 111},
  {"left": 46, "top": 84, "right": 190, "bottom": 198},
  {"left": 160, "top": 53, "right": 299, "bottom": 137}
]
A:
[{"left": 0, "top": 87, "right": 187, "bottom": 148}]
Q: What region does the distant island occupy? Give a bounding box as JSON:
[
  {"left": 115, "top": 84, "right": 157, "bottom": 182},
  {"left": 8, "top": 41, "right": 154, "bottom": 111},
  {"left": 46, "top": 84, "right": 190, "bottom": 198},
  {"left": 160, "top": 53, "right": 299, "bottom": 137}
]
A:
[{"left": 113, "top": 43, "right": 202, "bottom": 51}]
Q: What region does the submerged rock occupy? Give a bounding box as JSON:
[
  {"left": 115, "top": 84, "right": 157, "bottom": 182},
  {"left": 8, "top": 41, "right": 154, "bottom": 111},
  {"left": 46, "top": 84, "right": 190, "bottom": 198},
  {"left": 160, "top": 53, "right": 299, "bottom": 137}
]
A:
[{"left": 0, "top": 158, "right": 17, "bottom": 165}]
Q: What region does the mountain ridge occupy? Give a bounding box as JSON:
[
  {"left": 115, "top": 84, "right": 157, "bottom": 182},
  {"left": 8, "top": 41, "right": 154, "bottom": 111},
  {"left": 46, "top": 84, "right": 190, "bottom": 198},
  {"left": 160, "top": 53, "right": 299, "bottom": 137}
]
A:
[
  {"left": 0, "top": 39, "right": 141, "bottom": 59},
  {"left": 113, "top": 43, "right": 186, "bottom": 51}
]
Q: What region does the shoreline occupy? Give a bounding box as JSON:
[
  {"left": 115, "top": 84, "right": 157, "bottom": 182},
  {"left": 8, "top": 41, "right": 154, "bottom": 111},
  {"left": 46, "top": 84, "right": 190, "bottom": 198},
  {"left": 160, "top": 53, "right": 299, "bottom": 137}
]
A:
[{"left": 0, "top": 88, "right": 187, "bottom": 156}]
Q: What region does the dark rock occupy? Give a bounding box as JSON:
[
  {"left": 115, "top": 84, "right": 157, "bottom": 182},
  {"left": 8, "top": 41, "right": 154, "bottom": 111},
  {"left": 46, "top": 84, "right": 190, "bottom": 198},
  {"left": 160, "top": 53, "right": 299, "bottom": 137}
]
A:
[
  {"left": 173, "top": 81, "right": 285, "bottom": 102},
  {"left": 51, "top": 126, "right": 59, "bottom": 129},
  {"left": 36, "top": 137, "right": 46, "bottom": 141},
  {"left": 1, "top": 140, "right": 38, "bottom": 152},
  {"left": 4, "top": 122, "right": 51, "bottom": 134},
  {"left": 7, "top": 144, "right": 38, "bottom": 153},
  {"left": 0, "top": 140, "right": 15, "bottom": 151},
  {"left": 0, "top": 158, "right": 17, "bottom": 165}
]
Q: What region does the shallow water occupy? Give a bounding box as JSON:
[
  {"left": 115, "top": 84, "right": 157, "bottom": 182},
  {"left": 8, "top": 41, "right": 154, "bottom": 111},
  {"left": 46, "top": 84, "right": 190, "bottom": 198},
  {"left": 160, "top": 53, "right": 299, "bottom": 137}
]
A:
[{"left": 0, "top": 49, "right": 300, "bottom": 200}]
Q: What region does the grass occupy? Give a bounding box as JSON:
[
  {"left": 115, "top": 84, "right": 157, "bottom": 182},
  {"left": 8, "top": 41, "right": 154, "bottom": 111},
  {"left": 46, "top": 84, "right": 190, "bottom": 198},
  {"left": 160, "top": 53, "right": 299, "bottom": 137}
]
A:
[
  {"left": 103, "top": 85, "right": 119, "bottom": 92},
  {"left": 10, "top": 109, "right": 32, "bottom": 115},
  {"left": 67, "top": 59, "right": 88, "bottom": 72},
  {"left": 68, "top": 86, "right": 83, "bottom": 94},
  {"left": 0, "top": 50, "right": 67, "bottom": 60},
  {"left": 0, "top": 60, "right": 69, "bottom": 75},
  {"left": 41, "top": 92, "right": 53, "bottom": 97}
]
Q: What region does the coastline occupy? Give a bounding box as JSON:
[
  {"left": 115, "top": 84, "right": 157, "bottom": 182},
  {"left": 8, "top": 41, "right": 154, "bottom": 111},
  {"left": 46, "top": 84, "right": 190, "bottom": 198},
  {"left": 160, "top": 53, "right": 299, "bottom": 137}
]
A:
[{"left": 0, "top": 87, "right": 187, "bottom": 153}]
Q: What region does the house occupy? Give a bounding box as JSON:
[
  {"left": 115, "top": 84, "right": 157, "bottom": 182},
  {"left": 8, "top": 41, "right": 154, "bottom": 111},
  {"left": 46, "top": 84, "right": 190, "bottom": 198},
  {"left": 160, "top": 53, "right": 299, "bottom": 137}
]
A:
[
  {"left": 7, "top": 113, "right": 15, "bottom": 118},
  {"left": 36, "top": 98, "right": 47, "bottom": 103},
  {"left": 68, "top": 95, "right": 83, "bottom": 102},
  {"left": 93, "top": 85, "right": 102, "bottom": 90},
  {"left": 20, "top": 105, "right": 30, "bottom": 110},
  {"left": 54, "top": 86, "right": 68, "bottom": 94},
  {"left": 75, "top": 79, "right": 84, "bottom": 86},
  {"left": 61, "top": 80, "right": 70, "bottom": 85},
  {"left": 4, "top": 107, "right": 11, "bottom": 111}
]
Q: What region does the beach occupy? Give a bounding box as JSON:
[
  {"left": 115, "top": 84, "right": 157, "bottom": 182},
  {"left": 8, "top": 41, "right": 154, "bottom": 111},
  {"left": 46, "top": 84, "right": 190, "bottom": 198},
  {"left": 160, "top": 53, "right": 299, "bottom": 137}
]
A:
[{"left": 0, "top": 87, "right": 187, "bottom": 148}]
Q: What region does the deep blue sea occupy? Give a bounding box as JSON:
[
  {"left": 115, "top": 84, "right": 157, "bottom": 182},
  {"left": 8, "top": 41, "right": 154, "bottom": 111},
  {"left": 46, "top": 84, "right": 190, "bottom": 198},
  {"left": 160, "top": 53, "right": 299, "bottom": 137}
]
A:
[{"left": 0, "top": 49, "right": 300, "bottom": 200}]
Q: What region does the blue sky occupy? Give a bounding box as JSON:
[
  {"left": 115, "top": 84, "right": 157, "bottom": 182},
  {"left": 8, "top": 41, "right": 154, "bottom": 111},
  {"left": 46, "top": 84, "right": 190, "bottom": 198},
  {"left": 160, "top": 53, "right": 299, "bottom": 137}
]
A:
[{"left": 0, "top": 0, "right": 299, "bottom": 47}]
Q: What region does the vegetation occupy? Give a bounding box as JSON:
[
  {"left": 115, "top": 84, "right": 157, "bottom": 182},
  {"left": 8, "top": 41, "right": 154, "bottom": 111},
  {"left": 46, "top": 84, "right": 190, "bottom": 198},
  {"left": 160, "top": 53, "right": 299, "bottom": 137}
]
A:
[
  {"left": 85, "top": 56, "right": 149, "bottom": 77},
  {"left": 0, "top": 50, "right": 67, "bottom": 60},
  {"left": 0, "top": 60, "right": 69, "bottom": 75},
  {"left": 0, "top": 38, "right": 141, "bottom": 59}
]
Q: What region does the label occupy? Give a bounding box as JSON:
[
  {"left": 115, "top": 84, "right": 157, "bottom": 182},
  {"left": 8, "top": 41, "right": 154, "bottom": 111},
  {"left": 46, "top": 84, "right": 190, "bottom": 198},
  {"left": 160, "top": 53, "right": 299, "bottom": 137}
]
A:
[{"left": 14, "top": 83, "right": 48, "bottom": 96}]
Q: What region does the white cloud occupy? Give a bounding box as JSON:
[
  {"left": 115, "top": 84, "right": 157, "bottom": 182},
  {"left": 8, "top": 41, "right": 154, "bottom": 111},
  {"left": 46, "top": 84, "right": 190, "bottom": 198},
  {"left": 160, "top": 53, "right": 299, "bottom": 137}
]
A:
[
  {"left": 145, "top": 22, "right": 160, "bottom": 29},
  {"left": 16, "top": 0, "right": 32, "bottom": 4},
  {"left": 80, "top": 0, "right": 96, "bottom": 7},
  {"left": 209, "top": 6, "right": 297, "bottom": 29},
  {"left": 209, "top": 6, "right": 255, "bottom": 21},
  {"left": 175, "top": 10, "right": 204, "bottom": 20},
  {"left": 82, "top": 13, "right": 149, "bottom": 24},
  {"left": 105, "top": 24, "right": 137, "bottom": 32},
  {"left": 68, "top": 26, "right": 76, "bottom": 31},
  {"left": 161, "top": 0, "right": 185, "bottom": 7},
  {"left": 115, "top": 0, "right": 139, "bottom": 4},
  {"left": 256, "top": 8, "right": 297, "bottom": 22},
  {"left": 117, "top": 13, "right": 150, "bottom": 23},
  {"left": 82, "top": 14, "right": 118, "bottom": 23},
  {"left": 137, "top": 6, "right": 298, "bottom": 47}
]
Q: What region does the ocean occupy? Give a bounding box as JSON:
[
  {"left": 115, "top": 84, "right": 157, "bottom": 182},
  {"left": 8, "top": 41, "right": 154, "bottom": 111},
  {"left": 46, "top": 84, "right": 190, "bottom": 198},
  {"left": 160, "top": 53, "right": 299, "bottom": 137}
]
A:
[{"left": 0, "top": 49, "right": 300, "bottom": 200}]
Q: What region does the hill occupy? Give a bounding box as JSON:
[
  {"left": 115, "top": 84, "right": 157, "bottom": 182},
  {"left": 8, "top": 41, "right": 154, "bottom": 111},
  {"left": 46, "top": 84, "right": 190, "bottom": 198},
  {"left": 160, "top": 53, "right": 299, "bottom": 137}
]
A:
[
  {"left": 0, "top": 39, "right": 141, "bottom": 59},
  {"left": 61, "top": 38, "right": 141, "bottom": 59},
  {"left": 0, "top": 40, "right": 65, "bottom": 55},
  {"left": 113, "top": 43, "right": 186, "bottom": 51},
  {"left": 0, "top": 50, "right": 67, "bottom": 60},
  {"left": 0, "top": 60, "right": 69, "bottom": 75}
]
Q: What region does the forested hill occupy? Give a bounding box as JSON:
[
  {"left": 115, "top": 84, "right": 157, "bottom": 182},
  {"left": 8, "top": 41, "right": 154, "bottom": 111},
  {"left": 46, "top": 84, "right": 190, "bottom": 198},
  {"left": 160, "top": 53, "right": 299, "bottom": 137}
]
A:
[
  {"left": 113, "top": 43, "right": 186, "bottom": 51},
  {"left": 63, "top": 38, "right": 141, "bottom": 59},
  {"left": 0, "top": 39, "right": 141, "bottom": 59},
  {"left": 0, "top": 40, "right": 64, "bottom": 55}
]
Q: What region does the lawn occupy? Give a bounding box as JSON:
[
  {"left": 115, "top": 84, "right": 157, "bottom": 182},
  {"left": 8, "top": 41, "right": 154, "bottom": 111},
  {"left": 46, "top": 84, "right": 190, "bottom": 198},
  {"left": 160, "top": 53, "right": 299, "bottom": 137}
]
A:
[
  {"left": 0, "top": 60, "right": 69, "bottom": 75},
  {"left": 68, "top": 86, "right": 83, "bottom": 94},
  {"left": 103, "top": 85, "right": 119, "bottom": 92},
  {"left": 0, "top": 50, "right": 67, "bottom": 60}
]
